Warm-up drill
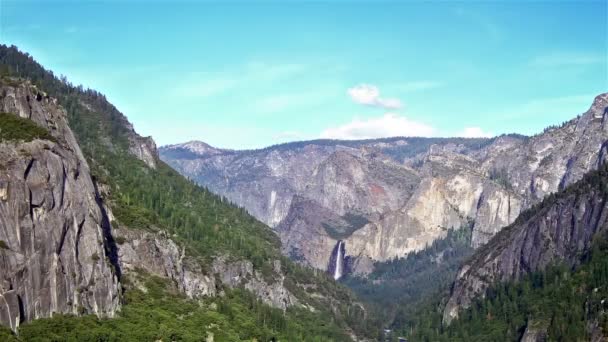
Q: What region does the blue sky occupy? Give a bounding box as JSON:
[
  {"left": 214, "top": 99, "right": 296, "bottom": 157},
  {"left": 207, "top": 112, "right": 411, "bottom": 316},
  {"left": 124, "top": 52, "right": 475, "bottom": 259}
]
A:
[{"left": 1, "top": 0, "right": 606, "bottom": 149}]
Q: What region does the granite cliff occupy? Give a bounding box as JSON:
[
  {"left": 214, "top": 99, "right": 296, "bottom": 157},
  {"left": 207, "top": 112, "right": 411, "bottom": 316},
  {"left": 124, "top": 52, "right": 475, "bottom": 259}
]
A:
[
  {"left": 0, "top": 81, "right": 120, "bottom": 331},
  {"left": 443, "top": 163, "right": 608, "bottom": 326},
  {"left": 0, "top": 45, "right": 376, "bottom": 339},
  {"left": 161, "top": 93, "right": 608, "bottom": 274}
]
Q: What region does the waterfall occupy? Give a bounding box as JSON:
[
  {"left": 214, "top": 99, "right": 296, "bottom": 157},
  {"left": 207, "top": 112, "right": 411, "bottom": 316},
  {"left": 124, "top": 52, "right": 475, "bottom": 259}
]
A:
[{"left": 333, "top": 240, "right": 344, "bottom": 280}]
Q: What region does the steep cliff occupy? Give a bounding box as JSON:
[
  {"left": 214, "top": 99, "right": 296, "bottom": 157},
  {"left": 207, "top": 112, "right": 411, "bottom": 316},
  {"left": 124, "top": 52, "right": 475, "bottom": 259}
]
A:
[
  {"left": 0, "top": 45, "right": 379, "bottom": 340},
  {"left": 114, "top": 227, "right": 298, "bottom": 310},
  {"left": 161, "top": 93, "right": 608, "bottom": 273},
  {"left": 0, "top": 80, "right": 120, "bottom": 331},
  {"left": 443, "top": 164, "right": 608, "bottom": 325}
]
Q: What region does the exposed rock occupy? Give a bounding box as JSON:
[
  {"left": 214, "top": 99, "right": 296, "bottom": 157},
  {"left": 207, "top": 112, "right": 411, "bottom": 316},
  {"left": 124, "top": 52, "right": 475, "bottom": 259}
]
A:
[
  {"left": 115, "top": 228, "right": 216, "bottom": 298},
  {"left": 161, "top": 93, "right": 608, "bottom": 274},
  {"left": 520, "top": 320, "right": 548, "bottom": 342},
  {"left": 114, "top": 228, "right": 297, "bottom": 310},
  {"left": 443, "top": 168, "right": 608, "bottom": 325},
  {"left": 212, "top": 257, "right": 298, "bottom": 310},
  {"left": 128, "top": 135, "right": 158, "bottom": 169},
  {"left": 0, "top": 82, "right": 120, "bottom": 330}
]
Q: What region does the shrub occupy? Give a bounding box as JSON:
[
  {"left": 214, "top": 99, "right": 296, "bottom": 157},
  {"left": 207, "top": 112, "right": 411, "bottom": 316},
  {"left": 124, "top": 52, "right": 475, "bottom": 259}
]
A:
[{"left": 0, "top": 112, "right": 55, "bottom": 142}]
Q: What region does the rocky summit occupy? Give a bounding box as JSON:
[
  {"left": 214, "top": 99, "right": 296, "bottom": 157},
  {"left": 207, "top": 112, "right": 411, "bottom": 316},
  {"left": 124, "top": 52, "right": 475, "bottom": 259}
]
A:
[{"left": 161, "top": 93, "right": 608, "bottom": 275}]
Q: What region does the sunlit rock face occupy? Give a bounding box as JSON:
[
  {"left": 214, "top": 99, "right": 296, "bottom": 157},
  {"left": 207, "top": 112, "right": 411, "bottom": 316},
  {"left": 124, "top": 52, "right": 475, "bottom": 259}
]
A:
[
  {"left": 0, "top": 82, "right": 121, "bottom": 331},
  {"left": 161, "top": 93, "right": 608, "bottom": 274},
  {"left": 443, "top": 165, "right": 608, "bottom": 326}
]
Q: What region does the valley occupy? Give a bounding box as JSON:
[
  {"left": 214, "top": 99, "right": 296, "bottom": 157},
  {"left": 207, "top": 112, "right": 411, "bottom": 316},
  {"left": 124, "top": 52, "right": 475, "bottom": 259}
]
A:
[
  {"left": 0, "top": 3, "right": 605, "bottom": 338},
  {"left": 161, "top": 93, "right": 608, "bottom": 278}
]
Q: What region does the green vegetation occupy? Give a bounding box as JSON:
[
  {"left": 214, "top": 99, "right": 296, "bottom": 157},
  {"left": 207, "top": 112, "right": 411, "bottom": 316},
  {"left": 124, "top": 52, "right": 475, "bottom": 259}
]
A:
[
  {"left": 8, "top": 272, "right": 351, "bottom": 342},
  {"left": 393, "top": 165, "right": 608, "bottom": 341},
  {"left": 0, "top": 112, "right": 55, "bottom": 143},
  {"left": 322, "top": 213, "right": 370, "bottom": 240},
  {"left": 0, "top": 325, "right": 17, "bottom": 342},
  {"left": 398, "top": 233, "right": 608, "bottom": 341},
  {"left": 0, "top": 240, "right": 8, "bottom": 249},
  {"left": 488, "top": 167, "right": 513, "bottom": 190},
  {"left": 344, "top": 223, "right": 474, "bottom": 329},
  {"left": 0, "top": 44, "right": 381, "bottom": 339}
]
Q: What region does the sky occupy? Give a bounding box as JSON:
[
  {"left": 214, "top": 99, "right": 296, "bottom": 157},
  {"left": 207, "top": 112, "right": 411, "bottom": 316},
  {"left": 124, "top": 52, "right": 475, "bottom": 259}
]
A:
[{"left": 1, "top": 0, "right": 606, "bottom": 149}]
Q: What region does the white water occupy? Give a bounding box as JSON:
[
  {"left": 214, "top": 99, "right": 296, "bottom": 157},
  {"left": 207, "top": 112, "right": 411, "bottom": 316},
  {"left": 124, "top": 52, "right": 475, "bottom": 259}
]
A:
[{"left": 333, "top": 241, "right": 344, "bottom": 280}]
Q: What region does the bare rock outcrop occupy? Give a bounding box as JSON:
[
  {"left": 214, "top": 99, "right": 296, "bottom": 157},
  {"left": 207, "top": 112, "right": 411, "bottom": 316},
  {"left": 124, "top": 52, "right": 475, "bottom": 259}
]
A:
[
  {"left": 115, "top": 228, "right": 297, "bottom": 310},
  {"left": 115, "top": 228, "right": 216, "bottom": 298},
  {"left": 161, "top": 93, "right": 608, "bottom": 274},
  {"left": 0, "top": 81, "right": 120, "bottom": 331},
  {"left": 443, "top": 167, "right": 608, "bottom": 325}
]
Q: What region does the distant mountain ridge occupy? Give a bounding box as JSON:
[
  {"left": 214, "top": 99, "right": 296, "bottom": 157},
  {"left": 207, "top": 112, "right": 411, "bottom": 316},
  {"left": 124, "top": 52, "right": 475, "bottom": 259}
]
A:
[{"left": 161, "top": 93, "right": 608, "bottom": 276}]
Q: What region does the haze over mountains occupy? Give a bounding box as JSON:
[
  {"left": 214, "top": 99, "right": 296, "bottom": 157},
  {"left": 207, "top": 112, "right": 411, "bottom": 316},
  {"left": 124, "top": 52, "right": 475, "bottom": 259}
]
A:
[{"left": 161, "top": 93, "right": 608, "bottom": 277}]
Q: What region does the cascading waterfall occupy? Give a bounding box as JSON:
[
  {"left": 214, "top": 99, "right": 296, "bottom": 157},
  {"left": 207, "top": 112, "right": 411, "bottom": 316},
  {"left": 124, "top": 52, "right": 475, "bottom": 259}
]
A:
[{"left": 333, "top": 240, "right": 344, "bottom": 280}]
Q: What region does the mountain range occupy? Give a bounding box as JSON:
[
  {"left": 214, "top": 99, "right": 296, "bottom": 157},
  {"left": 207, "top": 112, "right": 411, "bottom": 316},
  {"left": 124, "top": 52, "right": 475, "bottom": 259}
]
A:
[
  {"left": 1, "top": 43, "right": 608, "bottom": 341},
  {"left": 161, "top": 93, "right": 608, "bottom": 277}
]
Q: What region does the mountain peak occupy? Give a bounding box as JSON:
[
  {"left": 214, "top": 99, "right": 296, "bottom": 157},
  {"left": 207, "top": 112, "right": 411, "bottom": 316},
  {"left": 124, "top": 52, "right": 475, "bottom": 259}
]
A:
[
  {"left": 162, "top": 140, "right": 227, "bottom": 158},
  {"left": 591, "top": 92, "right": 608, "bottom": 114}
]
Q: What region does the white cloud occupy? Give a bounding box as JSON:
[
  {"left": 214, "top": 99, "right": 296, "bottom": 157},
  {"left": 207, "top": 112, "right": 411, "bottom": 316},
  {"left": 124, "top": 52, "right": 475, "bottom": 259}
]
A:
[
  {"left": 347, "top": 84, "right": 402, "bottom": 109},
  {"left": 320, "top": 113, "right": 435, "bottom": 140},
  {"left": 460, "top": 127, "right": 493, "bottom": 138}
]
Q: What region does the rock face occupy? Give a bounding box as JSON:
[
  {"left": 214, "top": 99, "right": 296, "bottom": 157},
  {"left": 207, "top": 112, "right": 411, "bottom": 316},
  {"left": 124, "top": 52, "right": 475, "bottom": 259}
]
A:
[
  {"left": 443, "top": 166, "right": 608, "bottom": 325},
  {"left": 0, "top": 80, "right": 300, "bottom": 333},
  {"left": 115, "top": 228, "right": 216, "bottom": 299},
  {"left": 161, "top": 93, "right": 608, "bottom": 273},
  {"left": 0, "top": 81, "right": 121, "bottom": 330},
  {"left": 128, "top": 135, "right": 158, "bottom": 169},
  {"left": 114, "top": 228, "right": 297, "bottom": 310},
  {"left": 520, "top": 321, "right": 548, "bottom": 342}
]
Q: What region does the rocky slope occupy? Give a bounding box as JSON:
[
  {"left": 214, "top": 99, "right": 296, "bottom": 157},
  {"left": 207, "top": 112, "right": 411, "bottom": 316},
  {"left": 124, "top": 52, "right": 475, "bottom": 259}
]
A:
[
  {"left": 443, "top": 164, "right": 608, "bottom": 325},
  {"left": 0, "top": 79, "right": 329, "bottom": 328},
  {"left": 0, "top": 81, "right": 120, "bottom": 331},
  {"left": 161, "top": 93, "right": 608, "bottom": 273},
  {"left": 114, "top": 227, "right": 298, "bottom": 310},
  {"left": 0, "top": 44, "right": 379, "bottom": 339}
]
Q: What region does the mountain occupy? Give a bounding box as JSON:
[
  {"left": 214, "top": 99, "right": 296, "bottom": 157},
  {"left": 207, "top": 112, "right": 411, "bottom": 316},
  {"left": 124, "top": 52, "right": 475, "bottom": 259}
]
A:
[
  {"left": 0, "top": 79, "right": 120, "bottom": 332},
  {"left": 160, "top": 93, "right": 608, "bottom": 276},
  {"left": 0, "top": 45, "right": 380, "bottom": 340},
  {"left": 443, "top": 163, "right": 608, "bottom": 326},
  {"left": 398, "top": 163, "right": 608, "bottom": 341}
]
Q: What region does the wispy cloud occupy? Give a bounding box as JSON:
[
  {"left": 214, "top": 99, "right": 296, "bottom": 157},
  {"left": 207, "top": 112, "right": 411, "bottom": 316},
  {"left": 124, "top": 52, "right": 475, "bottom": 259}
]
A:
[
  {"left": 320, "top": 113, "right": 435, "bottom": 140},
  {"left": 347, "top": 84, "right": 402, "bottom": 109},
  {"left": 174, "top": 62, "right": 307, "bottom": 98},
  {"left": 530, "top": 52, "right": 605, "bottom": 67}
]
